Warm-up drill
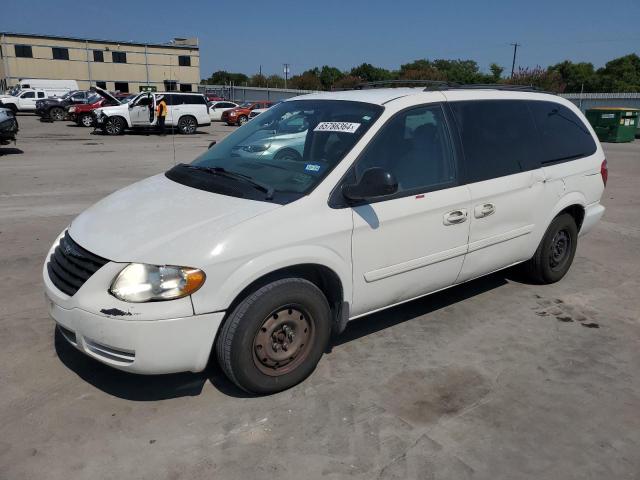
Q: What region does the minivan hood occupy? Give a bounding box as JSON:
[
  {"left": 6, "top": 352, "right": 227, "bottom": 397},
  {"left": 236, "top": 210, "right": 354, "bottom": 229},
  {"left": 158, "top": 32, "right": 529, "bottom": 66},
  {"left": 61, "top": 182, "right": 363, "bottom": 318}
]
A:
[{"left": 69, "top": 174, "right": 280, "bottom": 264}]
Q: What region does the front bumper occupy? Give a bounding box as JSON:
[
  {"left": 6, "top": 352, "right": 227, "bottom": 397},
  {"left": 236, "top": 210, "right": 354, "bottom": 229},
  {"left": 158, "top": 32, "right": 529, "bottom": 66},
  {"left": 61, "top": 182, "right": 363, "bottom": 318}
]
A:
[{"left": 48, "top": 296, "right": 224, "bottom": 374}]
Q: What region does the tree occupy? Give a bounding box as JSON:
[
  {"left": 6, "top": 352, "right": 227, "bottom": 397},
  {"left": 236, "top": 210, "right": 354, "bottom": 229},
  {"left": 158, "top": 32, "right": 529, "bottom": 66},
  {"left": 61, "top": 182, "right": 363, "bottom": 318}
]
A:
[
  {"left": 203, "top": 70, "right": 249, "bottom": 85},
  {"left": 249, "top": 74, "right": 267, "bottom": 87},
  {"left": 289, "top": 70, "right": 323, "bottom": 90},
  {"left": 265, "top": 75, "right": 285, "bottom": 88},
  {"left": 332, "top": 75, "right": 361, "bottom": 90},
  {"left": 505, "top": 66, "right": 565, "bottom": 92},
  {"left": 319, "top": 65, "right": 344, "bottom": 90},
  {"left": 489, "top": 63, "right": 504, "bottom": 82},
  {"left": 548, "top": 61, "right": 598, "bottom": 93},
  {"left": 596, "top": 54, "right": 640, "bottom": 92},
  {"left": 349, "top": 63, "right": 393, "bottom": 83}
]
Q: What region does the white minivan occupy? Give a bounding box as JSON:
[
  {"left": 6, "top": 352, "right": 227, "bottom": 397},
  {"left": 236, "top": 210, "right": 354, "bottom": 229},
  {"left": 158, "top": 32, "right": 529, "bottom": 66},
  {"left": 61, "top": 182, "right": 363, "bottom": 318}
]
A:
[
  {"left": 92, "top": 88, "right": 211, "bottom": 135},
  {"left": 44, "top": 85, "right": 606, "bottom": 394}
]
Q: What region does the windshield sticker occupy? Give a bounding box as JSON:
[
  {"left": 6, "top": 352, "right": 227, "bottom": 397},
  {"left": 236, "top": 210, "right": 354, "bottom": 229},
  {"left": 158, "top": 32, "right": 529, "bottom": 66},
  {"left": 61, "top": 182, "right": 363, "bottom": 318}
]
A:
[
  {"left": 305, "top": 164, "right": 322, "bottom": 173},
  {"left": 314, "top": 122, "right": 361, "bottom": 133}
]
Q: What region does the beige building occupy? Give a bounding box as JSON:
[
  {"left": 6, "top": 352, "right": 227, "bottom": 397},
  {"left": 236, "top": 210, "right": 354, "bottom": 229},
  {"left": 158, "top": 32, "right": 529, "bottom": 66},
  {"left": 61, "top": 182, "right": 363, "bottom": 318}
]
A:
[{"left": 0, "top": 32, "right": 200, "bottom": 93}]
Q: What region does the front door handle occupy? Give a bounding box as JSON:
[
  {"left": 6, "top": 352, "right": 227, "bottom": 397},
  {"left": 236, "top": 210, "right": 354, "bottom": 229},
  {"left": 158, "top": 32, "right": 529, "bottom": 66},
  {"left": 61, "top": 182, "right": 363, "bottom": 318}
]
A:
[
  {"left": 444, "top": 209, "right": 468, "bottom": 225},
  {"left": 474, "top": 203, "right": 496, "bottom": 218}
]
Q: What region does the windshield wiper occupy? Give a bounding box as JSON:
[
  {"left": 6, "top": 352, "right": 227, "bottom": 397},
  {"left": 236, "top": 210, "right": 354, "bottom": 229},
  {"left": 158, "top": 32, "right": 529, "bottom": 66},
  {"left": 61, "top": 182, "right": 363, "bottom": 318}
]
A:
[{"left": 180, "top": 164, "right": 275, "bottom": 200}]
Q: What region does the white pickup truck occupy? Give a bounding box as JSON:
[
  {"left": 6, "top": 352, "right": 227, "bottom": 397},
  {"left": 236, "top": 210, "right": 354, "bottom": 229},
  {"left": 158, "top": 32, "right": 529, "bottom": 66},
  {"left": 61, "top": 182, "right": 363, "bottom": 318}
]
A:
[{"left": 0, "top": 88, "right": 70, "bottom": 113}]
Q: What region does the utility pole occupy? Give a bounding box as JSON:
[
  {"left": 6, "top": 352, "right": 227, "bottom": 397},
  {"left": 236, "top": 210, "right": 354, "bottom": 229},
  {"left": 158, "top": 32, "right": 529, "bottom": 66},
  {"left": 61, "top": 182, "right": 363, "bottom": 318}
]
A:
[
  {"left": 283, "top": 63, "right": 290, "bottom": 89},
  {"left": 510, "top": 42, "right": 521, "bottom": 78}
]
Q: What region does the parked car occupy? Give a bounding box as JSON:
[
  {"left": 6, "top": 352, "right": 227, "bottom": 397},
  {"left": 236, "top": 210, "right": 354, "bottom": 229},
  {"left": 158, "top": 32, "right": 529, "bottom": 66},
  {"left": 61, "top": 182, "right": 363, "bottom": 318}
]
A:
[
  {"left": 221, "top": 101, "right": 274, "bottom": 126},
  {"left": 206, "top": 94, "right": 224, "bottom": 102},
  {"left": 0, "top": 88, "right": 67, "bottom": 113},
  {"left": 36, "top": 90, "right": 98, "bottom": 121},
  {"left": 208, "top": 101, "right": 238, "bottom": 121},
  {"left": 91, "top": 87, "right": 210, "bottom": 135},
  {"left": 249, "top": 101, "right": 280, "bottom": 120},
  {"left": 0, "top": 107, "right": 19, "bottom": 145},
  {"left": 43, "top": 86, "right": 606, "bottom": 394}
]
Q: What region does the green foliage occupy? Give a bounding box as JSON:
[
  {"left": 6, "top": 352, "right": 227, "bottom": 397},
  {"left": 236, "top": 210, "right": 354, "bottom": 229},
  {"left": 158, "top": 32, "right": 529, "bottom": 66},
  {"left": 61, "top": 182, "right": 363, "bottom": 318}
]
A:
[{"left": 202, "top": 53, "right": 640, "bottom": 93}]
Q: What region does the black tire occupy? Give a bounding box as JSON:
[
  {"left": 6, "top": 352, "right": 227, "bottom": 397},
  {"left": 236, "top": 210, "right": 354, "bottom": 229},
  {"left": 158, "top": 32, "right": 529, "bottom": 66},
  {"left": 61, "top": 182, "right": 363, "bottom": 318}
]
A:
[
  {"left": 216, "top": 278, "right": 332, "bottom": 394},
  {"left": 273, "top": 148, "right": 302, "bottom": 162},
  {"left": 237, "top": 115, "right": 248, "bottom": 126},
  {"left": 522, "top": 213, "right": 578, "bottom": 284},
  {"left": 7, "top": 104, "right": 17, "bottom": 114},
  {"left": 49, "top": 107, "right": 65, "bottom": 121},
  {"left": 103, "top": 116, "right": 125, "bottom": 135},
  {"left": 78, "top": 113, "right": 94, "bottom": 127},
  {"left": 178, "top": 115, "right": 197, "bottom": 134}
]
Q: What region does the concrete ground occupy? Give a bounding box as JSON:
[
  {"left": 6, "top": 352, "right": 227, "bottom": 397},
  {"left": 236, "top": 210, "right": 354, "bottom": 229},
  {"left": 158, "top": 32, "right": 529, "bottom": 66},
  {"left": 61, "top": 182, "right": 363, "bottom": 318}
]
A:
[{"left": 1, "top": 115, "right": 638, "bottom": 480}]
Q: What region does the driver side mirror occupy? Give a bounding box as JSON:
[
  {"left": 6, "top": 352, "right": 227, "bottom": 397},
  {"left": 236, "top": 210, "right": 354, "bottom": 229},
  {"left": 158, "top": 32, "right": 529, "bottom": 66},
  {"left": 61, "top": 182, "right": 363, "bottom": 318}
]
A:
[{"left": 342, "top": 168, "right": 398, "bottom": 203}]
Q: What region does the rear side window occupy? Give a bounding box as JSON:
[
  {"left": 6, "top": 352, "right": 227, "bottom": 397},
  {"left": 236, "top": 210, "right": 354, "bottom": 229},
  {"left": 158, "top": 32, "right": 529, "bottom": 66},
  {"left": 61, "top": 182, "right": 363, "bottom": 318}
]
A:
[
  {"left": 450, "top": 100, "right": 540, "bottom": 183},
  {"left": 528, "top": 101, "right": 596, "bottom": 164}
]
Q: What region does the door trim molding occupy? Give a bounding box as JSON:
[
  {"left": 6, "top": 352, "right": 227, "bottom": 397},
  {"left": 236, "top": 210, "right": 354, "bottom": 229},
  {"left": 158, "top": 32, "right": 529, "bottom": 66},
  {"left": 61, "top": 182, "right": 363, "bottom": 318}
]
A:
[
  {"left": 364, "top": 244, "right": 468, "bottom": 283},
  {"left": 467, "top": 224, "right": 534, "bottom": 254}
]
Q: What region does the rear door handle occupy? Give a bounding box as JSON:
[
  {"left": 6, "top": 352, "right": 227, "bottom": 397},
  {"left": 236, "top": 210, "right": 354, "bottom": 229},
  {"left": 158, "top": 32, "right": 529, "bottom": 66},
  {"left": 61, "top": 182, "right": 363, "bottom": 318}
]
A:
[
  {"left": 474, "top": 203, "right": 496, "bottom": 218},
  {"left": 444, "top": 209, "right": 468, "bottom": 225}
]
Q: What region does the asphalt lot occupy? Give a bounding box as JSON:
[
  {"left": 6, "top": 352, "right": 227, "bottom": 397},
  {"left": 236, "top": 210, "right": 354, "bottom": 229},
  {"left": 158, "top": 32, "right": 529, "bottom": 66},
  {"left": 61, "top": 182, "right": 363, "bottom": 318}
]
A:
[{"left": 1, "top": 114, "right": 639, "bottom": 480}]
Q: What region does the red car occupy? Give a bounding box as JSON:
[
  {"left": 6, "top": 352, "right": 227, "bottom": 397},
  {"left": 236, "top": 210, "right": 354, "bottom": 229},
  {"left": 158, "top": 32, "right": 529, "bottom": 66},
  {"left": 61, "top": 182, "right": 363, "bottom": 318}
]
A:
[
  {"left": 206, "top": 93, "right": 224, "bottom": 102},
  {"left": 222, "top": 101, "right": 274, "bottom": 126}
]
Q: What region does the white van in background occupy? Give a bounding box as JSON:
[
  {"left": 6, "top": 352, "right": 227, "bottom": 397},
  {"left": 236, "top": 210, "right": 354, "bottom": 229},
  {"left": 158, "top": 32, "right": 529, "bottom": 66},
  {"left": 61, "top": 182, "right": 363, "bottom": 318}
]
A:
[{"left": 5, "top": 79, "right": 78, "bottom": 96}]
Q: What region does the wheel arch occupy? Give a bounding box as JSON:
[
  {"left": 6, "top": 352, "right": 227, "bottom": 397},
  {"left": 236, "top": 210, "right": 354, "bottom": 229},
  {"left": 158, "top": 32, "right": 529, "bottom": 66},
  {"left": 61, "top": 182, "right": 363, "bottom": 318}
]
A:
[{"left": 549, "top": 192, "right": 587, "bottom": 232}]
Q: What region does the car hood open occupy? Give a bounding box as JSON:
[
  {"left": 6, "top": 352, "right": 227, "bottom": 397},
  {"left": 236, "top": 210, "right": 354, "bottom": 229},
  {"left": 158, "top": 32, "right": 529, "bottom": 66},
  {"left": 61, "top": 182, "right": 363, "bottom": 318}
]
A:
[
  {"left": 90, "top": 86, "right": 121, "bottom": 105},
  {"left": 69, "top": 173, "right": 280, "bottom": 265}
]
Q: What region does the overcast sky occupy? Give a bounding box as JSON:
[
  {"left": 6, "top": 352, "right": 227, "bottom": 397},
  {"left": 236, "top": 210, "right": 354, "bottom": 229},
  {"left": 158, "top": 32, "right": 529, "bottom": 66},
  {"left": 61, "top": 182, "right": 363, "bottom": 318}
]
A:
[{"left": 2, "top": 0, "right": 639, "bottom": 78}]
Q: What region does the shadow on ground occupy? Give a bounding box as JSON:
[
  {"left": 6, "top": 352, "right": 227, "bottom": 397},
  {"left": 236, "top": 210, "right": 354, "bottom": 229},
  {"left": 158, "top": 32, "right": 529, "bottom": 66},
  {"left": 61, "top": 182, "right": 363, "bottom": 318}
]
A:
[
  {"left": 0, "top": 147, "right": 24, "bottom": 155},
  {"left": 56, "top": 271, "right": 515, "bottom": 401}
]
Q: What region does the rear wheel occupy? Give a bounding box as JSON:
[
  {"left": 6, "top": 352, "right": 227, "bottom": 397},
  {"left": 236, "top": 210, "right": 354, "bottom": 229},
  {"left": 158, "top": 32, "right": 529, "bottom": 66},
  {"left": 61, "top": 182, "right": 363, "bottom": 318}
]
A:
[
  {"left": 522, "top": 213, "right": 578, "bottom": 284},
  {"left": 103, "top": 116, "right": 124, "bottom": 135},
  {"left": 78, "top": 113, "right": 94, "bottom": 127},
  {"left": 178, "top": 115, "right": 197, "bottom": 134},
  {"left": 49, "top": 107, "right": 65, "bottom": 121},
  {"left": 215, "top": 278, "right": 332, "bottom": 394}
]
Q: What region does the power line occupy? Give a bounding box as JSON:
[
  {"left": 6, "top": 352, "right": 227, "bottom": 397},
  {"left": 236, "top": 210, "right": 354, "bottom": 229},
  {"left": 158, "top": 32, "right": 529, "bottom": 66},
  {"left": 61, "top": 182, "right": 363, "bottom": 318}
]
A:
[{"left": 510, "top": 42, "right": 521, "bottom": 78}]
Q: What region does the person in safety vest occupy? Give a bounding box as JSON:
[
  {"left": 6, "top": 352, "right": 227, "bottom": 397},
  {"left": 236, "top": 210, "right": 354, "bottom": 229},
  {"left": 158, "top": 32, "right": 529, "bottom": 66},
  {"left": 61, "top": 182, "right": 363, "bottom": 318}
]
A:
[{"left": 156, "top": 95, "right": 168, "bottom": 135}]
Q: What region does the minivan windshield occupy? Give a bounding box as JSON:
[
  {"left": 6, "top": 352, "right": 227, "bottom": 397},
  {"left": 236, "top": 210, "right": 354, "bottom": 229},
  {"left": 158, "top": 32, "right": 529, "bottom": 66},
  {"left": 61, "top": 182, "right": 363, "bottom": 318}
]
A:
[{"left": 166, "top": 100, "right": 383, "bottom": 203}]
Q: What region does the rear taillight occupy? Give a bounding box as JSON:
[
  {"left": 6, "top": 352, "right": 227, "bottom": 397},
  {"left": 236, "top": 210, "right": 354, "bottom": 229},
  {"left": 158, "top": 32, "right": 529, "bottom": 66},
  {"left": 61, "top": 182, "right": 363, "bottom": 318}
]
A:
[{"left": 601, "top": 159, "right": 608, "bottom": 187}]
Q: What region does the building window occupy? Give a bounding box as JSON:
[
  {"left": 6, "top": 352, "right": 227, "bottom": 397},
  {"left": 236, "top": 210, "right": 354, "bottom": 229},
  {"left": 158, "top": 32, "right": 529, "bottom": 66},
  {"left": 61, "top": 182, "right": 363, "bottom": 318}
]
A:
[
  {"left": 112, "top": 51, "right": 127, "bottom": 63},
  {"left": 15, "top": 45, "right": 33, "bottom": 58},
  {"left": 93, "top": 50, "right": 104, "bottom": 62},
  {"left": 52, "top": 47, "right": 69, "bottom": 60},
  {"left": 114, "top": 82, "right": 129, "bottom": 93},
  {"left": 179, "top": 83, "right": 193, "bottom": 92},
  {"left": 164, "top": 80, "right": 177, "bottom": 91},
  {"left": 178, "top": 55, "right": 191, "bottom": 67},
  {"left": 95, "top": 81, "right": 107, "bottom": 89}
]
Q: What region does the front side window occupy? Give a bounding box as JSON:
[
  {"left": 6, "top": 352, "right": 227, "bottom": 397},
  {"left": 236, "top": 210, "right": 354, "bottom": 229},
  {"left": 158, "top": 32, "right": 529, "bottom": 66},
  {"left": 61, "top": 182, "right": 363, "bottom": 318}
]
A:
[
  {"left": 528, "top": 101, "right": 596, "bottom": 164},
  {"left": 450, "top": 100, "right": 540, "bottom": 182},
  {"left": 354, "top": 105, "right": 456, "bottom": 194},
  {"left": 21, "top": 91, "right": 35, "bottom": 99},
  {"left": 166, "top": 100, "right": 383, "bottom": 203}
]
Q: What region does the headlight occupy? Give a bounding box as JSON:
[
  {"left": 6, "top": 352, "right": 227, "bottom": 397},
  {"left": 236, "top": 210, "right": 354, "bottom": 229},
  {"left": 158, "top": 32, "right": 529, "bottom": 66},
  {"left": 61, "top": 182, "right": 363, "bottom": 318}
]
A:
[
  {"left": 242, "top": 143, "right": 270, "bottom": 153},
  {"left": 110, "top": 263, "right": 205, "bottom": 303},
  {"left": 228, "top": 112, "right": 237, "bottom": 117},
  {"left": 69, "top": 106, "right": 76, "bottom": 113}
]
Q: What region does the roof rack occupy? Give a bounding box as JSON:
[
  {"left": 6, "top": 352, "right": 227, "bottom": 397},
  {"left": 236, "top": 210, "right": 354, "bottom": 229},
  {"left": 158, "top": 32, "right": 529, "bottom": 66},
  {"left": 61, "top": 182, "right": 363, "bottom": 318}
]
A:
[
  {"left": 350, "top": 80, "right": 460, "bottom": 90},
  {"left": 343, "top": 80, "right": 552, "bottom": 94}
]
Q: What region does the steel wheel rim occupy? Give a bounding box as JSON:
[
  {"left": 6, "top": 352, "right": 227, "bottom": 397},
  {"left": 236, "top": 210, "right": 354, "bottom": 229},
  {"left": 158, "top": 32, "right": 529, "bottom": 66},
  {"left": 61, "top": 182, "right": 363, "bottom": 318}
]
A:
[
  {"left": 252, "top": 306, "right": 314, "bottom": 377},
  {"left": 549, "top": 229, "right": 571, "bottom": 271}
]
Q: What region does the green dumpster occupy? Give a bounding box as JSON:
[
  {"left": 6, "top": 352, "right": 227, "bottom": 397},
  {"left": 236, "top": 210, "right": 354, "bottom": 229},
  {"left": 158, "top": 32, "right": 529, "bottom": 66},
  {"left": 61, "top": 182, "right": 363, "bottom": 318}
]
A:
[{"left": 585, "top": 107, "right": 639, "bottom": 143}]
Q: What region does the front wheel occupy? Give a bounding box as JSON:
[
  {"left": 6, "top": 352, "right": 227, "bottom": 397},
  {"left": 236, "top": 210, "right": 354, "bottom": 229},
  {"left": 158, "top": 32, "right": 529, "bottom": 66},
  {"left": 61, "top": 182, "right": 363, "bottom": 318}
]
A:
[
  {"left": 103, "top": 116, "right": 124, "bottom": 135},
  {"left": 522, "top": 213, "right": 578, "bottom": 284},
  {"left": 215, "top": 278, "right": 332, "bottom": 394},
  {"left": 178, "top": 115, "right": 197, "bottom": 134},
  {"left": 78, "top": 113, "right": 94, "bottom": 127},
  {"left": 49, "top": 107, "right": 65, "bottom": 121},
  {"left": 237, "top": 115, "right": 248, "bottom": 126}
]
